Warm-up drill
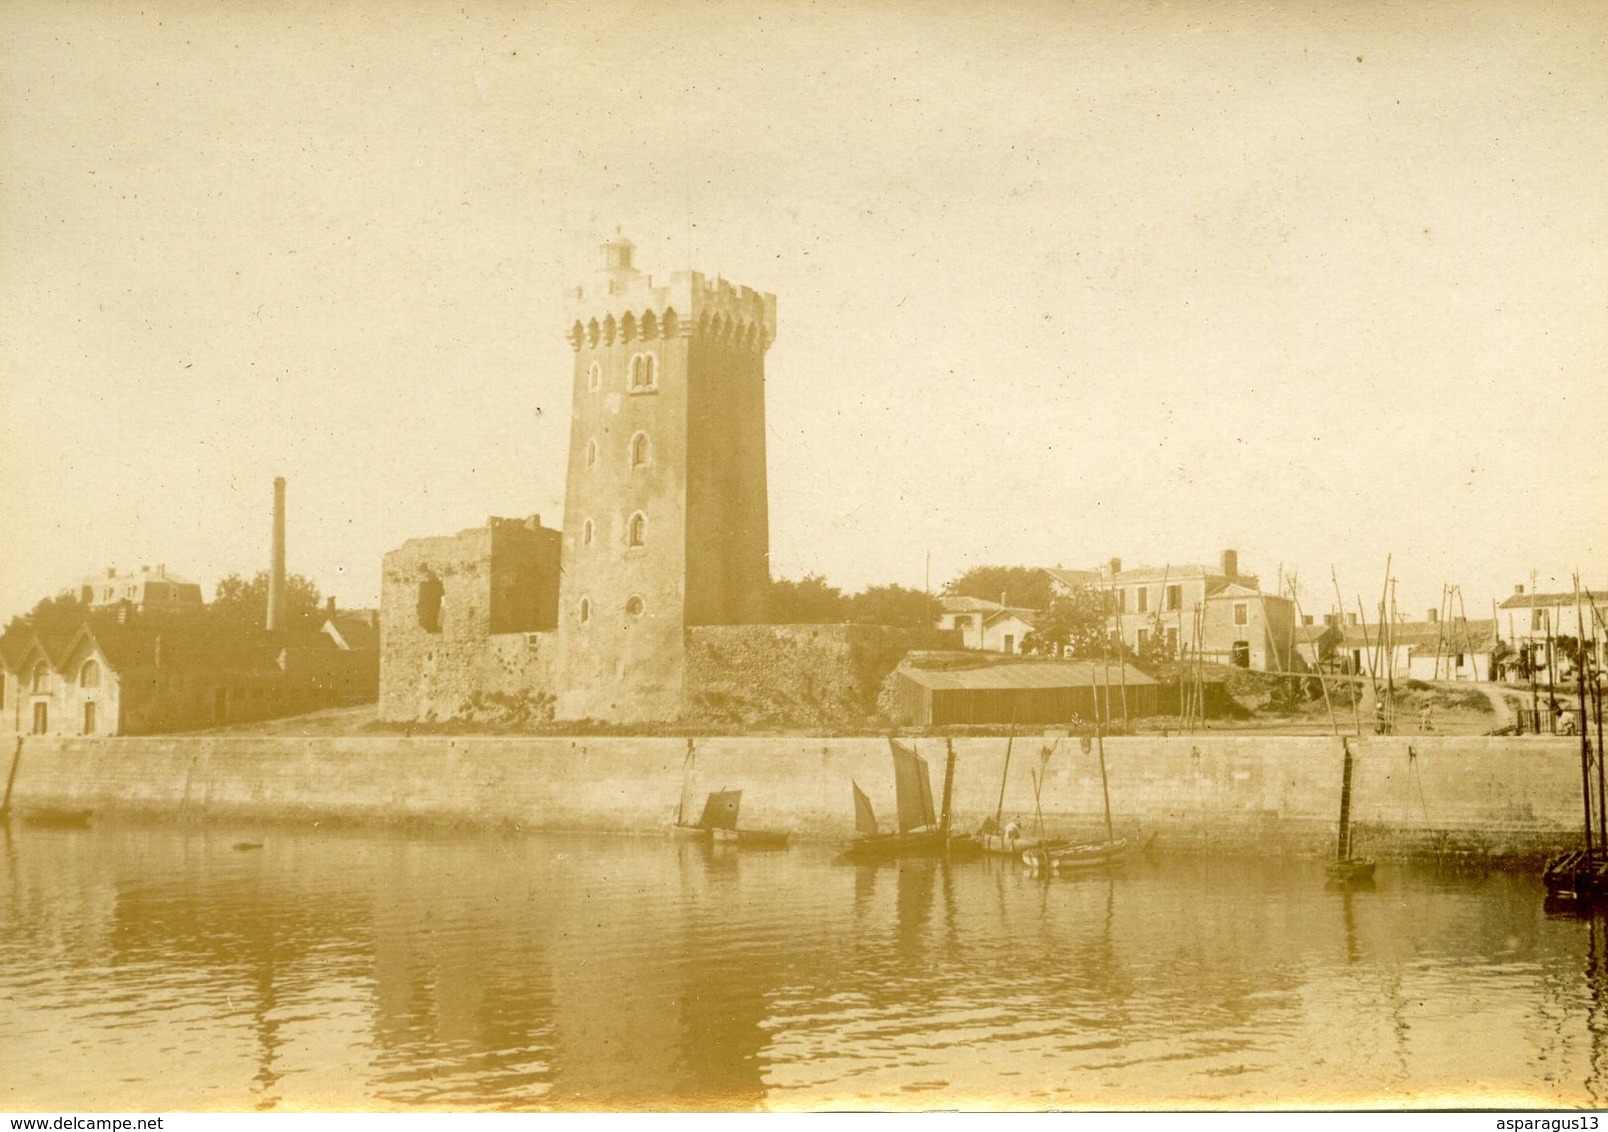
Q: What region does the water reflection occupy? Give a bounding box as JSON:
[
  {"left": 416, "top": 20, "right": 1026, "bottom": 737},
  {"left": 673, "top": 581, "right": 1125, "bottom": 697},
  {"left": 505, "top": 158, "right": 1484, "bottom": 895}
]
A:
[{"left": 0, "top": 820, "right": 1603, "bottom": 1109}]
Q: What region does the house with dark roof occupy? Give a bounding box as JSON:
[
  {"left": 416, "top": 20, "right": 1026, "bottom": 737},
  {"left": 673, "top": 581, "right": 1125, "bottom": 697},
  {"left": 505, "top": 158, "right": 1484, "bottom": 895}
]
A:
[{"left": 1, "top": 619, "right": 377, "bottom": 738}]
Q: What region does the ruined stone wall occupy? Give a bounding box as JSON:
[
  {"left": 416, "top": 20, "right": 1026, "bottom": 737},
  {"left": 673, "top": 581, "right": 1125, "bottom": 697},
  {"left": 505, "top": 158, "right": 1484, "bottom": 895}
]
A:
[{"left": 684, "top": 624, "right": 955, "bottom": 727}]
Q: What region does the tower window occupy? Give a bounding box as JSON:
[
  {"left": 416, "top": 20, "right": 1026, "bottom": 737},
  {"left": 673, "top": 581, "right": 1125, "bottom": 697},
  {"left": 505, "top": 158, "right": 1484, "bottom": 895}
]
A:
[
  {"left": 628, "top": 511, "right": 647, "bottom": 547},
  {"left": 579, "top": 597, "right": 591, "bottom": 625},
  {"left": 79, "top": 660, "right": 101, "bottom": 688},
  {"left": 625, "top": 595, "right": 645, "bottom": 618},
  {"left": 588, "top": 361, "right": 601, "bottom": 391},
  {"left": 630, "top": 432, "right": 652, "bottom": 468},
  {"left": 417, "top": 575, "right": 444, "bottom": 634},
  {"left": 629, "top": 353, "right": 658, "bottom": 392},
  {"left": 585, "top": 439, "right": 598, "bottom": 469},
  {"left": 582, "top": 518, "right": 594, "bottom": 546}
]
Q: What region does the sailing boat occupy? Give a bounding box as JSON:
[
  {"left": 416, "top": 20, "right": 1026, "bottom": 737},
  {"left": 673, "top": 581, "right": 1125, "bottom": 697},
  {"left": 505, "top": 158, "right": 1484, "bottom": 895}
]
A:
[
  {"left": 671, "top": 739, "right": 790, "bottom": 848},
  {"left": 838, "top": 738, "right": 981, "bottom": 864},
  {"left": 1021, "top": 732, "right": 1127, "bottom": 873},
  {"left": 1325, "top": 736, "right": 1376, "bottom": 885}
]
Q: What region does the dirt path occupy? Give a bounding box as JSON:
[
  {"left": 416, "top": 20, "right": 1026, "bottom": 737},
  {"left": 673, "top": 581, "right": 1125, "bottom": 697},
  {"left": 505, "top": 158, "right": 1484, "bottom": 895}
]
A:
[{"left": 1479, "top": 683, "right": 1516, "bottom": 731}]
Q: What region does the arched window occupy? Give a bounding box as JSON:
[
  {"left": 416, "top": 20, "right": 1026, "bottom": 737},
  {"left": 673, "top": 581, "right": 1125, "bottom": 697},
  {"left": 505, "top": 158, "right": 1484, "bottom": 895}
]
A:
[
  {"left": 630, "top": 432, "right": 651, "bottom": 468},
  {"left": 588, "top": 361, "right": 602, "bottom": 391},
  {"left": 628, "top": 511, "right": 647, "bottom": 547},
  {"left": 625, "top": 595, "right": 645, "bottom": 618},
  {"left": 585, "top": 439, "right": 598, "bottom": 469},
  {"left": 79, "top": 660, "right": 101, "bottom": 689},
  {"left": 579, "top": 597, "right": 591, "bottom": 625},
  {"left": 31, "top": 662, "right": 49, "bottom": 693},
  {"left": 629, "top": 352, "right": 658, "bottom": 392},
  {"left": 582, "top": 518, "right": 594, "bottom": 546}
]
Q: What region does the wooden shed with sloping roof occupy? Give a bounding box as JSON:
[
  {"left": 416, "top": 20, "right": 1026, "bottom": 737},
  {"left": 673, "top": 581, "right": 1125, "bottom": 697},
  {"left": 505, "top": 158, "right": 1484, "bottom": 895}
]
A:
[{"left": 891, "top": 660, "right": 1158, "bottom": 727}]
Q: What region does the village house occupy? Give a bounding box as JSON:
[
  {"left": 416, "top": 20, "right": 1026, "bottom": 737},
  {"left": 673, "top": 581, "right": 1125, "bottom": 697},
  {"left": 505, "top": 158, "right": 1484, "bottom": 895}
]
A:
[
  {"left": 1330, "top": 614, "right": 1500, "bottom": 682},
  {"left": 1045, "top": 550, "right": 1296, "bottom": 671},
  {"left": 933, "top": 595, "right": 1037, "bottom": 654},
  {"left": 0, "top": 620, "right": 376, "bottom": 738},
  {"left": 74, "top": 565, "right": 204, "bottom": 616},
  {"left": 1497, "top": 584, "right": 1608, "bottom": 680}
]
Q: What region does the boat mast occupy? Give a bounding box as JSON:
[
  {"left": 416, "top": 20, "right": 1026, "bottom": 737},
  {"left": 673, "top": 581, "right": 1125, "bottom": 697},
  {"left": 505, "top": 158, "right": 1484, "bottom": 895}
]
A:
[
  {"left": 677, "top": 736, "right": 696, "bottom": 825},
  {"left": 1332, "top": 566, "right": 1365, "bottom": 736},
  {"left": 940, "top": 737, "right": 957, "bottom": 837},
  {"left": 992, "top": 712, "right": 1017, "bottom": 834},
  {"left": 1337, "top": 735, "right": 1355, "bottom": 863},
  {"left": 1577, "top": 575, "right": 1603, "bottom": 857}
]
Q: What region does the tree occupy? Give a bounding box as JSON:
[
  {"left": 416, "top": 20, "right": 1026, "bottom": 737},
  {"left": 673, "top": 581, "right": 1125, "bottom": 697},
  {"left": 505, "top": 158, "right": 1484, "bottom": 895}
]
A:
[
  {"left": 945, "top": 565, "right": 1054, "bottom": 612},
  {"left": 209, "top": 571, "right": 323, "bottom": 632},
  {"left": 768, "top": 574, "right": 849, "bottom": 623},
  {"left": 1020, "top": 588, "right": 1111, "bottom": 660},
  {"left": 3, "top": 592, "right": 92, "bottom": 640},
  {"left": 846, "top": 584, "right": 932, "bottom": 630},
  {"left": 1133, "top": 612, "right": 1175, "bottom": 671}
]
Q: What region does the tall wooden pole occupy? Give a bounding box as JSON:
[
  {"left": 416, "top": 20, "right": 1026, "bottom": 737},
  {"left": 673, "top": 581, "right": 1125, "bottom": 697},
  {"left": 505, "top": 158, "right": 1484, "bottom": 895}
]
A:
[{"left": 1333, "top": 566, "right": 1365, "bottom": 735}]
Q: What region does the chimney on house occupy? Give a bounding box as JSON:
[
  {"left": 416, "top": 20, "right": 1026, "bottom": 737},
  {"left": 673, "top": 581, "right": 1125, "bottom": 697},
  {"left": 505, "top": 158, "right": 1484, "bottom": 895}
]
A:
[
  {"left": 1221, "top": 549, "right": 1238, "bottom": 579},
  {"left": 1108, "top": 558, "right": 1122, "bottom": 576},
  {"left": 1515, "top": 584, "right": 1525, "bottom": 595},
  {"left": 1427, "top": 608, "right": 1438, "bottom": 623},
  {"left": 267, "top": 477, "right": 287, "bottom": 632},
  {"left": 326, "top": 596, "right": 337, "bottom": 616}
]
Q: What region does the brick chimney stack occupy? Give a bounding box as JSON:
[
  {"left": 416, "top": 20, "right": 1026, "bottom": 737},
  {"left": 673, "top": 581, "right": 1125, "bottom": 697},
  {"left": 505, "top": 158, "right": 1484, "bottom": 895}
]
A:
[{"left": 267, "top": 477, "right": 287, "bottom": 632}]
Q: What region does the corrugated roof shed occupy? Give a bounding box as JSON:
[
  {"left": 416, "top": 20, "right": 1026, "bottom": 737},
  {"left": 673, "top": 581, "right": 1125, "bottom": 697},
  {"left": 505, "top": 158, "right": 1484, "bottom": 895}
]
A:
[{"left": 901, "top": 660, "right": 1156, "bottom": 691}]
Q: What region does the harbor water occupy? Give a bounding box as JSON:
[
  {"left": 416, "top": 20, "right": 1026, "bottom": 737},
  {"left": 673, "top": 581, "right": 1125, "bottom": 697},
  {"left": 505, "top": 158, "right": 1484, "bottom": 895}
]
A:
[{"left": 2, "top": 820, "right": 1605, "bottom": 1110}]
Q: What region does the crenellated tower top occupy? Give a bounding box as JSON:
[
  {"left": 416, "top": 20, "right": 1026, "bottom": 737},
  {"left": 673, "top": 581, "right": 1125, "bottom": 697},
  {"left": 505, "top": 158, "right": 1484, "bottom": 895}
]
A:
[{"left": 566, "top": 235, "right": 777, "bottom": 353}]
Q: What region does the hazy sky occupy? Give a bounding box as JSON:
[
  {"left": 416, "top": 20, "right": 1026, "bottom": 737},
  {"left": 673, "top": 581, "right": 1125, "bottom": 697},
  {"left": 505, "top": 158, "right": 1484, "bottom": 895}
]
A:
[{"left": 3, "top": 0, "right": 1604, "bottom": 626}]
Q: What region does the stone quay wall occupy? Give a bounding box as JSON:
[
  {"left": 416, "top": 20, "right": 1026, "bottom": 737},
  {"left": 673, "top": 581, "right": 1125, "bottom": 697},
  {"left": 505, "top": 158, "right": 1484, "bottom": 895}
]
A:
[{"left": 0, "top": 733, "right": 1588, "bottom": 864}]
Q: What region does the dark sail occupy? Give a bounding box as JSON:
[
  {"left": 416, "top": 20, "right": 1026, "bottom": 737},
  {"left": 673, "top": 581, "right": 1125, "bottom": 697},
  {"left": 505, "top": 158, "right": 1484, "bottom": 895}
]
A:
[
  {"left": 890, "top": 740, "right": 937, "bottom": 833},
  {"left": 852, "top": 781, "right": 879, "bottom": 836},
  {"left": 699, "top": 789, "right": 742, "bottom": 831}
]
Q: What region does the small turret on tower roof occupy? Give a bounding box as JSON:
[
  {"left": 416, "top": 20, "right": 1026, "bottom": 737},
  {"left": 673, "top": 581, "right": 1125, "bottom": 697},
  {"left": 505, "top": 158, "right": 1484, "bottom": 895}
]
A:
[{"left": 598, "top": 234, "right": 639, "bottom": 293}]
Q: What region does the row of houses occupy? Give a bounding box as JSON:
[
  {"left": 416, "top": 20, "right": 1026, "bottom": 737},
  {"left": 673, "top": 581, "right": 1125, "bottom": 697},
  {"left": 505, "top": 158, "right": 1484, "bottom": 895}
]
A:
[
  {"left": 937, "top": 550, "right": 1298, "bottom": 672},
  {"left": 933, "top": 550, "right": 1607, "bottom": 686},
  {"left": 0, "top": 605, "right": 379, "bottom": 738}
]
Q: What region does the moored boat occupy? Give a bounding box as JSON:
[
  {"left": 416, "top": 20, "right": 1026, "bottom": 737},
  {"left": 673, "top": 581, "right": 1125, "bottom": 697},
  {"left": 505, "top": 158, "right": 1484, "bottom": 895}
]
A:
[
  {"left": 1022, "top": 836, "right": 1128, "bottom": 873},
  {"left": 837, "top": 739, "right": 979, "bottom": 864}
]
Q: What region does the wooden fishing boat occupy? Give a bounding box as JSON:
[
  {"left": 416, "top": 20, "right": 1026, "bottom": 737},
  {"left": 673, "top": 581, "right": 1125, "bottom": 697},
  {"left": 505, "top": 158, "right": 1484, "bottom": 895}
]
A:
[
  {"left": 837, "top": 739, "right": 980, "bottom": 864},
  {"left": 670, "top": 741, "right": 790, "bottom": 848},
  {"left": 1326, "top": 736, "right": 1376, "bottom": 887},
  {"left": 1023, "top": 836, "right": 1128, "bottom": 872}
]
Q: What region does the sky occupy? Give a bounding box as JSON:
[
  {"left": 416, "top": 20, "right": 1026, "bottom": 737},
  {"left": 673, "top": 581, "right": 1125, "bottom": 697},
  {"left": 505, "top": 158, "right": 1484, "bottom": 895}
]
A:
[{"left": 2, "top": 0, "right": 1604, "bottom": 627}]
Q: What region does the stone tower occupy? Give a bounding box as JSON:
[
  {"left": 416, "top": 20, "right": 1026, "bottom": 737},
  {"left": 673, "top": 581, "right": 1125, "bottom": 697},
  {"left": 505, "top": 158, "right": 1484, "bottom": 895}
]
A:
[{"left": 554, "top": 236, "right": 776, "bottom": 721}]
